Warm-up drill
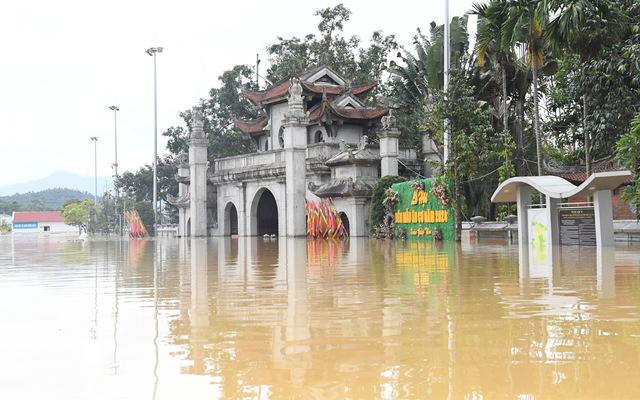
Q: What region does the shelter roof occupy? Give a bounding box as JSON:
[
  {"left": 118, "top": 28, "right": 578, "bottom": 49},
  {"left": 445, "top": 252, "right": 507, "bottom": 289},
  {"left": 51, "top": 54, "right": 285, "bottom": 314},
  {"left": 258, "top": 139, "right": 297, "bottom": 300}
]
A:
[{"left": 491, "top": 171, "right": 632, "bottom": 203}]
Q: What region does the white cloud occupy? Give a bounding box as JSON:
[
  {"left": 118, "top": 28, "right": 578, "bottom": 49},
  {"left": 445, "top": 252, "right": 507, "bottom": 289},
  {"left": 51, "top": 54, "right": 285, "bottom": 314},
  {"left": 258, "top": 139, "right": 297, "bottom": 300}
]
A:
[{"left": 0, "top": 0, "right": 475, "bottom": 187}]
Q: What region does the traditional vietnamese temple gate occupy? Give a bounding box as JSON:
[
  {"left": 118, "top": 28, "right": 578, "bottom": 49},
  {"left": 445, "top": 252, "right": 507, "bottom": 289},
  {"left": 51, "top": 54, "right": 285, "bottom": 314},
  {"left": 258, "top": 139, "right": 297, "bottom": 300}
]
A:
[{"left": 169, "top": 65, "right": 428, "bottom": 238}]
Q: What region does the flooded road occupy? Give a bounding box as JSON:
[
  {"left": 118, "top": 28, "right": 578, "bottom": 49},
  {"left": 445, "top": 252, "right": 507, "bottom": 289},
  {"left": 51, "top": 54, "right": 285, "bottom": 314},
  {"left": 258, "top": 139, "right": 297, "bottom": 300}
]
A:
[{"left": 1, "top": 234, "right": 640, "bottom": 399}]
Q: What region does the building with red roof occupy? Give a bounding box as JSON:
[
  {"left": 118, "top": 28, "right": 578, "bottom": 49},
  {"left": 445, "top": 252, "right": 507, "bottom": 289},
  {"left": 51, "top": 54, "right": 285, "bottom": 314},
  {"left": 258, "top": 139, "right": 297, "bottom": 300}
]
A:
[
  {"left": 12, "top": 211, "right": 75, "bottom": 234},
  {"left": 546, "top": 157, "right": 636, "bottom": 220}
]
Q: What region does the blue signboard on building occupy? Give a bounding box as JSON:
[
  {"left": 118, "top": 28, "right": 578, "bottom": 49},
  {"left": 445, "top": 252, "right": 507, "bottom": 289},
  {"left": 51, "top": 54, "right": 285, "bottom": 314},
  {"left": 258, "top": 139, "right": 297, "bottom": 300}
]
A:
[{"left": 13, "top": 222, "right": 38, "bottom": 230}]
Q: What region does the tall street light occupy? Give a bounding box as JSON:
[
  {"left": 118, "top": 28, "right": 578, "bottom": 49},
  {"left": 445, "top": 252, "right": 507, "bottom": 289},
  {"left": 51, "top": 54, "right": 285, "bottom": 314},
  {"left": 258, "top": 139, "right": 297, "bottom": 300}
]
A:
[
  {"left": 109, "top": 105, "right": 120, "bottom": 236},
  {"left": 91, "top": 137, "right": 98, "bottom": 204},
  {"left": 443, "top": 0, "right": 451, "bottom": 164},
  {"left": 146, "top": 46, "right": 163, "bottom": 233}
]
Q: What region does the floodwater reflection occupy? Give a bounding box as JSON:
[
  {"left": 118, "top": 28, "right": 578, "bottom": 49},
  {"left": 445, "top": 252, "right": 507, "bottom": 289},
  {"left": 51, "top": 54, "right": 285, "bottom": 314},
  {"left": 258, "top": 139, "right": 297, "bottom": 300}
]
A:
[{"left": 1, "top": 235, "right": 640, "bottom": 399}]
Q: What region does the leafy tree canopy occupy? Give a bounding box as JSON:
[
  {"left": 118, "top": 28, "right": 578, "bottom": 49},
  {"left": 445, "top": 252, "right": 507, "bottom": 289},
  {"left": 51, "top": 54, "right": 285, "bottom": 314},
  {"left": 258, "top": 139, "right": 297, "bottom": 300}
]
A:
[
  {"left": 61, "top": 199, "right": 95, "bottom": 235},
  {"left": 265, "top": 4, "right": 398, "bottom": 88}
]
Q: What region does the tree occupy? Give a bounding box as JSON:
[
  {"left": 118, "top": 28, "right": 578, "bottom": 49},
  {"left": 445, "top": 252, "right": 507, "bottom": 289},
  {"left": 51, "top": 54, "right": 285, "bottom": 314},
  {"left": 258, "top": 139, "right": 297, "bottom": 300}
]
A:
[
  {"left": 164, "top": 65, "right": 257, "bottom": 164},
  {"left": 614, "top": 112, "right": 640, "bottom": 218},
  {"left": 369, "top": 175, "right": 406, "bottom": 235},
  {"left": 543, "top": 1, "right": 639, "bottom": 169},
  {"left": 503, "top": 0, "right": 549, "bottom": 176},
  {"left": 117, "top": 155, "right": 179, "bottom": 234},
  {"left": 427, "top": 69, "right": 496, "bottom": 240},
  {"left": 388, "top": 15, "right": 470, "bottom": 151},
  {"left": 158, "top": 4, "right": 399, "bottom": 214},
  {"left": 471, "top": 0, "right": 514, "bottom": 179},
  {"left": 546, "top": 0, "right": 627, "bottom": 175},
  {"left": 265, "top": 4, "right": 398, "bottom": 87},
  {"left": 61, "top": 199, "right": 95, "bottom": 235}
]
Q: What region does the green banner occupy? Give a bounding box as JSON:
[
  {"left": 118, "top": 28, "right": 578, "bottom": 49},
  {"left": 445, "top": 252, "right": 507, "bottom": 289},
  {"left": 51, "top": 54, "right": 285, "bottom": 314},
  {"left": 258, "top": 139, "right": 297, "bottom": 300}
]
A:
[{"left": 391, "top": 178, "right": 455, "bottom": 241}]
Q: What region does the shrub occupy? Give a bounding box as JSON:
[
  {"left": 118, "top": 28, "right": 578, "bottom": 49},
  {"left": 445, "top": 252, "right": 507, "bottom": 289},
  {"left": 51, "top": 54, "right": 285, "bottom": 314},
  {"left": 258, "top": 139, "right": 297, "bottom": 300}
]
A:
[{"left": 369, "top": 175, "right": 406, "bottom": 235}]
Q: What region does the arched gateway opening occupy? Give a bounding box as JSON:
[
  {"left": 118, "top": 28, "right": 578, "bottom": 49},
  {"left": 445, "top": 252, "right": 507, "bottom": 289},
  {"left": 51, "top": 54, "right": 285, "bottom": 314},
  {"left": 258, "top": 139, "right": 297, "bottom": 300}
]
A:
[
  {"left": 256, "top": 190, "right": 279, "bottom": 236},
  {"left": 225, "top": 203, "right": 238, "bottom": 236},
  {"left": 339, "top": 212, "right": 350, "bottom": 236}
]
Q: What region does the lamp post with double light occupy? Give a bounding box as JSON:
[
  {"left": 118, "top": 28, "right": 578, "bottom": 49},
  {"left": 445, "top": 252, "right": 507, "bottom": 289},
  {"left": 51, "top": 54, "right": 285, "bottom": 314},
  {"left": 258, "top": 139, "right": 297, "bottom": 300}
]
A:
[
  {"left": 443, "top": 0, "right": 450, "bottom": 164},
  {"left": 109, "top": 105, "right": 121, "bottom": 235},
  {"left": 91, "top": 137, "right": 98, "bottom": 204},
  {"left": 146, "top": 46, "right": 163, "bottom": 234}
]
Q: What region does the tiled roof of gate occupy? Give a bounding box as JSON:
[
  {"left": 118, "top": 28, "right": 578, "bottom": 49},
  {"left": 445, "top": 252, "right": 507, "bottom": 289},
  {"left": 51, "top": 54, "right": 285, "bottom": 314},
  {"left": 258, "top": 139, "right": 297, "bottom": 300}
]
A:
[
  {"left": 242, "top": 79, "right": 378, "bottom": 105},
  {"left": 233, "top": 115, "right": 268, "bottom": 134},
  {"left": 308, "top": 99, "right": 388, "bottom": 121}
]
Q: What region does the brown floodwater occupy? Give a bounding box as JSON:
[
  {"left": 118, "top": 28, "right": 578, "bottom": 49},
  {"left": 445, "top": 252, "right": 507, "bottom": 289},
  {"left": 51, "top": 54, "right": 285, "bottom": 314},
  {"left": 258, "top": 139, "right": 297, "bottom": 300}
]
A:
[{"left": 1, "top": 234, "right": 640, "bottom": 399}]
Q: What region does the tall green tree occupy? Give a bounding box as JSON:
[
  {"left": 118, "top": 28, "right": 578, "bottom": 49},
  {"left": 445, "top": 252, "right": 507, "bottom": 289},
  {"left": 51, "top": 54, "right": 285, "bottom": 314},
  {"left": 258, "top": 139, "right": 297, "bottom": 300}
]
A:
[
  {"left": 164, "top": 65, "right": 257, "bottom": 163},
  {"left": 471, "top": 0, "right": 514, "bottom": 179},
  {"left": 61, "top": 199, "right": 95, "bottom": 235},
  {"left": 614, "top": 112, "right": 640, "bottom": 218},
  {"left": 546, "top": 0, "right": 626, "bottom": 175},
  {"left": 265, "top": 4, "right": 398, "bottom": 87},
  {"left": 118, "top": 155, "right": 179, "bottom": 234},
  {"left": 544, "top": 1, "right": 639, "bottom": 168},
  {"left": 426, "top": 69, "right": 496, "bottom": 240},
  {"left": 503, "top": 0, "right": 549, "bottom": 176},
  {"left": 388, "top": 15, "right": 470, "bottom": 152}
]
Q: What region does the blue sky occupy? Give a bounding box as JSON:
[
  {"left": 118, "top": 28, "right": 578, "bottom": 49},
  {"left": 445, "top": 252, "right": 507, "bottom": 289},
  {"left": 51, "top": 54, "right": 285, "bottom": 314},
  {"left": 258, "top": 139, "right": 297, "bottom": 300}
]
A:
[{"left": 0, "top": 0, "right": 476, "bottom": 188}]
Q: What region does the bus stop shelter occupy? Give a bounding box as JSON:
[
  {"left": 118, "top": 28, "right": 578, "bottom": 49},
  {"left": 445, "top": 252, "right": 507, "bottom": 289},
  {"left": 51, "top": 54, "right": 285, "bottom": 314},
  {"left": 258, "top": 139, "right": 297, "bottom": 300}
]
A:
[{"left": 491, "top": 171, "right": 631, "bottom": 247}]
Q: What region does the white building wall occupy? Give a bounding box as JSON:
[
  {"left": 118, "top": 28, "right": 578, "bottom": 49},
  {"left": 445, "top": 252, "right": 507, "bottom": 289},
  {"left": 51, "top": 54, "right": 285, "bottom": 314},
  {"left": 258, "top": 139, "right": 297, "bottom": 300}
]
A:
[
  {"left": 332, "top": 197, "right": 370, "bottom": 237},
  {"left": 307, "top": 126, "right": 328, "bottom": 144},
  {"left": 12, "top": 221, "right": 75, "bottom": 234},
  {"left": 336, "top": 125, "right": 362, "bottom": 145},
  {"left": 245, "top": 180, "right": 287, "bottom": 236},
  {"left": 270, "top": 104, "right": 289, "bottom": 150},
  {"left": 215, "top": 179, "right": 288, "bottom": 236},
  {"left": 217, "top": 183, "right": 244, "bottom": 236}
]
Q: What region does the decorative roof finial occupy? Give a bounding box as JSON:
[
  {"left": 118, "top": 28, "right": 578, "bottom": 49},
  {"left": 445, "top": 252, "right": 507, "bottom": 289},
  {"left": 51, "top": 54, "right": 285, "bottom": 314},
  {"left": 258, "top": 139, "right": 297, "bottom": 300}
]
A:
[{"left": 191, "top": 106, "right": 205, "bottom": 138}]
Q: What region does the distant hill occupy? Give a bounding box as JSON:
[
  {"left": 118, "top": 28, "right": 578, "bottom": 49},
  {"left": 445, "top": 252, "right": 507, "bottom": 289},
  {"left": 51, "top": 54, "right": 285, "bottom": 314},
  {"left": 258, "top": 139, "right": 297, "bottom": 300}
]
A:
[
  {"left": 0, "top": 171, "right": 113, "bottom": 196},
  {"left": 0, "top": 188, "right": 94, "bottom": 211}
]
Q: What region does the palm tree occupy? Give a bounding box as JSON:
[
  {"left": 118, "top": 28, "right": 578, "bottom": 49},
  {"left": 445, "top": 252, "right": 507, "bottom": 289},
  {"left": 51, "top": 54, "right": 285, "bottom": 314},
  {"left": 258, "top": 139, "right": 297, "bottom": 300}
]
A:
[
  {"left": 471, "top": 0, "right": 513, "bottom": 178},
  {"left": 388, "top": 16, "right": 470, "bottom": 156},
  {"left": 503, "top": 0, "right": 549, "bottom": 176},
  {"left": 546, "top": 0, "right": 626, "bottom": 175}
]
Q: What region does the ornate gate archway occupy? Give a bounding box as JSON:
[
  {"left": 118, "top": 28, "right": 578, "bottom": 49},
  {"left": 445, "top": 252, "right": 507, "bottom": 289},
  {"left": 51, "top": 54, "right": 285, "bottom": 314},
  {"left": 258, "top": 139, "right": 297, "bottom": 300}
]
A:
[
  {"left": 224, "top": 202, "right": 238, "bottom": 236},
  {"left": 254, "top": 189, "right": 278, "bottom": 236}
]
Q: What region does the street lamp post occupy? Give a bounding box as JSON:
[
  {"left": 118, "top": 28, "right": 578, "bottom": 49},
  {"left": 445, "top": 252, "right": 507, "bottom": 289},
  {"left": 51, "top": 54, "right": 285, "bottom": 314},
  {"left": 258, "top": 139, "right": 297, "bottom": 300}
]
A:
[
  {"left": 443, "top": 0, "right": 451, "bottom": 165},
  {"left": 91, "top": 137, "right": 98, "bottom": 204},
  {"left": 146, "top": 46, "right": 163, "bottom": 234},
  {"left": 109, "top": 105, "right": 120, "bottom": 236}
]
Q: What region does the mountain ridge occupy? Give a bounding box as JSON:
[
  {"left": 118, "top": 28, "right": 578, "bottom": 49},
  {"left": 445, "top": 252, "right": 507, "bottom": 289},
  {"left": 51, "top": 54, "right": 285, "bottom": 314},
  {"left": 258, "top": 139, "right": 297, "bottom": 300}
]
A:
[{"left": 0, "top": 171, "right": 114, "bottom": 196}]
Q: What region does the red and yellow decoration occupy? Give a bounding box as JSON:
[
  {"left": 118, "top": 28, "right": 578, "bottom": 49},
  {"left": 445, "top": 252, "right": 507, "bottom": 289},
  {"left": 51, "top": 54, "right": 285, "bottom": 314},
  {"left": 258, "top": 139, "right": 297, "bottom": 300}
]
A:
[
  {"left": 125, "top": 210, "right": 148, "bottom": 238},
  {"left": 305, "top": 198, "right": 347, "bottom": 239}
]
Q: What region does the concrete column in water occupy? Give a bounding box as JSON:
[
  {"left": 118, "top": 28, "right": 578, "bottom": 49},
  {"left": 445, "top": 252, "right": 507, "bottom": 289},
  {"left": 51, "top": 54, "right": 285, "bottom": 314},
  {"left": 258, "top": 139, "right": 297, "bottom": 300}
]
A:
[
  {"left": 282, "top": 77, "right": 309, "bottom": 237},
  {"left": 516, "top": 185, "right": 532, "bottom": 246},
  {"left": 593, "top": 189, "right": 615, "bottom": 246},
  {"left": 188, "top": 107, "right": 209, "bottom": 237},
  {"left": 546, "top": 196, "right": 561, "bottom": 246}
]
